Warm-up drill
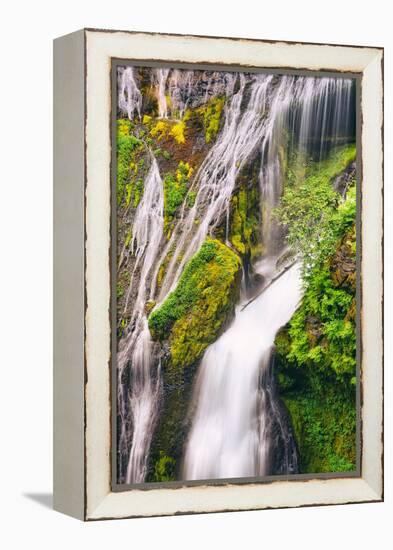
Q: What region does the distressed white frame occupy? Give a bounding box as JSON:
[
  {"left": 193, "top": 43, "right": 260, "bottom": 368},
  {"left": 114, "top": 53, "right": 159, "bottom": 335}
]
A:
[{"left": 55, "top": 29, "right": 384, "bottom": 521}]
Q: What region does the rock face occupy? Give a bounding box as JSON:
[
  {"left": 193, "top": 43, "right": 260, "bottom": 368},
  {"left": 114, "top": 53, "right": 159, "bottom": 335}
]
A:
[{"left": 333, "top": 161, "right": 356, "bottom": 197}]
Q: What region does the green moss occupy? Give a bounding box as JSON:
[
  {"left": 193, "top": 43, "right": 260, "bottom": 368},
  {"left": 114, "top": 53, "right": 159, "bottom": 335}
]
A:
[
  {"left": 116, "top": 119, "right": 145, "bottom": 207},
  {"left": 163, "top": 161, "right": 194, "bottom": 237},
  {"left": 117, "top": 118, "right": 133, "bottom": 137},
  {"left": 170, "top": 120, "right": 186, "bottom": 144},
  {"left": 230, "top": 183, "right": 261, "bottom": 259},
  {"left": 124, "top": 229, "right": 132, "bottom": 248},
  {"left": 148, "top": 238, "right": 241, "bottom": 378},
  {"left": 198, "top": 96, "right": 225, "bottom": 143},
  {"left": 116, "top": 282, "right": 124, "bottom": 299},
  {"left": 282, "top": 382, "right": 356, "bottom": 473},
  {"left": 133, "top": 179, "right": 144, "bottom": 207},
  {"left": 153, "top": 451, "right": 176, "bottom": 482},
  {"left": 187, "top": 190, "right": 197, "bottom": 208}
]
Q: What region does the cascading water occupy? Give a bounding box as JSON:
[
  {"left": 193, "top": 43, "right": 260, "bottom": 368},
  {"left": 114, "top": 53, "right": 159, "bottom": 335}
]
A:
[
  {"left": 152, "top": 73, "right": 273, "bottom": 300},
  {"left": 181, "top": 74, "right": 354, "bottom": 480},
  {"left": 155, "top": 69, "right": 170, "bottom": 119},
  {"left": 117, "top": 155, "right": 164, "bottom": 483},
  {"left": 116, "top": 66, "right": 355, "bottom": 483},
  {"left": 183, "top": 264, "right": 302, "bottom": 479},
  {"left": 118, "top": 67, "right": 142, "bottom": 120}
]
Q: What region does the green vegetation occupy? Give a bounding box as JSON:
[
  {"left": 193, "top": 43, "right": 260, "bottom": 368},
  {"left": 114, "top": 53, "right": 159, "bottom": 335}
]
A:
[
  {"left": 274, "top": 146, "right": 357, "bottom": 473},
  {"left": 275, "top": 144, "right": 356, "bottom": 279},
  {"left": 198, "top": 96, "right": 225, "bottom": 143},
  {"left": 163, "top": 161, "right": 194, "bottom": 236},
  {"left": 153, "top": 451, "right": 176, "bottom": 482},
  {"left": 150, "top": 119, "right": 187, "bottom": 145},
  {"left": 149, "top": 238, "right": 241, "bottom": 378},
  {"left": 116, "top": 118, "right": 149, "bottom": 208},
  {"left": 230, "top": 183, "right": 261, "bottom": 258},
  {"left": 170, "top": 121, "right": 186, "bottom": 144}
]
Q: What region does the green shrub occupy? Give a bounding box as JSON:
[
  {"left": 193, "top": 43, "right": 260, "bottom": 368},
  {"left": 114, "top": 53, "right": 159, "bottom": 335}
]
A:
[{"left": 275, "top": 144, "right": 356, "bottom": 279}]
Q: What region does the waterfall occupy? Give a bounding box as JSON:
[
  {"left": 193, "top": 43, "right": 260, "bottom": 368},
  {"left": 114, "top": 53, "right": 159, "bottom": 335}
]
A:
[
  {"left": 155, "top": 69, "right": 170, "bottom": 119},
  {"left": 152, "top": 73, "right": 273, "bottom": 301},
  {"left": 180, "top": 74, "right": 354, "bottom": 480},
  {"left": 117, "top": 156, "right": 164, "bottom": 483},
  {"left": 117, "top": 66, "right": 355, "bottom": 483},
  {"left": 118, "top": 67, "right": 142, "bottom": 120},
  {"left": 183, "top": 264, "right": 302, "bottom": 479}
]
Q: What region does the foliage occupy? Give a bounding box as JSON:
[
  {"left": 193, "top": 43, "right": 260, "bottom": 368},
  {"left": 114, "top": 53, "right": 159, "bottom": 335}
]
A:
[
  {"left": 282, "top": 382, "right": 356, "bottom": 473},
  {"left": 163, "top": 161, "right": 194, "bottom": 236},
  {"left": 133, "top": 179, "right": 144, "bottom": 207},
  {"left": 170, "top": 121, "right": 186, "bottom": 144},
  {"left": 117, "top": 118, "right": 133, "bottom": 137},
  {"left": 275, "top": 223, "right": 357, "bottom": 472},
  {"left": 274, "top": 145, "right": 357, "bottom": 473},
  {"left": 116, "top": 118, "right": 149, "bottom": 208},
  {"left": 187, "top": 190, "right": 197, "bottom": 208},
  {"left": 150, "top": 120, "right": 169, "bottom": 140},
  {"left": 148, "top": 238, "right": 241, "bottom": 377},
  {"left": 198, "top": 96, "right": 225, "bottom": 143},
  {"left": 150, "top": 119, "right": 187, "bottom": 145},
  {"left": 230, "top": 184, "right": 261, "bottom": 258},
  {"left": 153, "top": 451, "right": 176, "bottom": 482},
  {"left": 274, "top": 144, "right": 356, "bottom": 279},
  {"left": 117, "top": 127, "right": 143, "bottom": 207}
]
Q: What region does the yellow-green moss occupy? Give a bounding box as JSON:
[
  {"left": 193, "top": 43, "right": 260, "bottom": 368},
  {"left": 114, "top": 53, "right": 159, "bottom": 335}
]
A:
[
  {"left": 170, "top": 121, "right": 186, "bottom": 144},
  {"left": 230, "top": 184, "right": 261, "bottom": 259},
  {"left": 163, "top": 161, "right": 194, "bottom": 237},
  {"left": 150, "top": 120, "right": 169, "bottom": 140},
  {"left": 148, "top": 238, "right": 241, "bottom": 379},
  {"left": 142, "top": 114, "right": 152, "bottom": 125},
  {"left": 198, "top": 96, "right": 225, "bottom": 143},
  {"left": 150, "top": 119, "right": 187, "bottom": 145},
  {"left": 117, "top": 118, "right": 133, "bottom": 137}
]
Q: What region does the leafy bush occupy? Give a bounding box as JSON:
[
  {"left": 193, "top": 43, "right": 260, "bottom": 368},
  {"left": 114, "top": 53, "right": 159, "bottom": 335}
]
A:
[
  {"left": 275, "top": 144, "right": 356, "bottom": 279},
  {"left": 274, "top": 145, "right": 357, "bottom": 474}
]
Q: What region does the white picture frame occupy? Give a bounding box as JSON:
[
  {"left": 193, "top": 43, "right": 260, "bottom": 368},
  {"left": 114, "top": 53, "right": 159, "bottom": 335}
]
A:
[{"left": 53, "top": 28, "right": 383, "bottom": 521}]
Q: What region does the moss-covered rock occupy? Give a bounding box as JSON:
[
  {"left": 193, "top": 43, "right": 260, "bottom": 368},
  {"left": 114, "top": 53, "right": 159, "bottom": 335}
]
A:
[{"left": 149, "top": 238, "right": 242, "bottom": 379}]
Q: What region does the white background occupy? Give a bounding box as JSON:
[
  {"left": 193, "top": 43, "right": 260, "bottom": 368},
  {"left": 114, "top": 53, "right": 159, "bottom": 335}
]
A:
[{"left": 0, "top": 0, "right": 391, "bottom": 548}]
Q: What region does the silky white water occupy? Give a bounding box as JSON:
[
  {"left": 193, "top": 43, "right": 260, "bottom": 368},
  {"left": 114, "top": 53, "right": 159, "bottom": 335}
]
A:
[
  {"left": 117, "top": 157, "right": 164, "bottom": 484},
  {"left": 183, "top": 263, "right": 301, "bottom": 479}
]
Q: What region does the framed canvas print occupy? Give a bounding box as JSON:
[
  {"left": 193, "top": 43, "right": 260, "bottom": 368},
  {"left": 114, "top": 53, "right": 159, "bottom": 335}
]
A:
[{"left": 53, "top": 29, "right": 384, "bottom": 520}]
